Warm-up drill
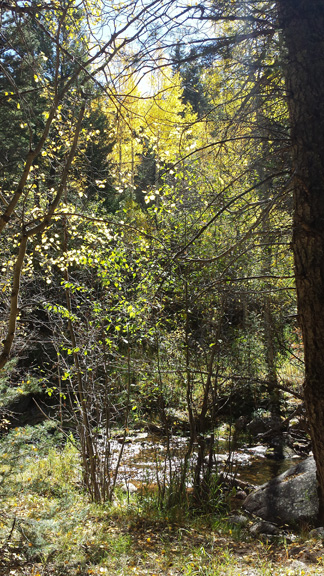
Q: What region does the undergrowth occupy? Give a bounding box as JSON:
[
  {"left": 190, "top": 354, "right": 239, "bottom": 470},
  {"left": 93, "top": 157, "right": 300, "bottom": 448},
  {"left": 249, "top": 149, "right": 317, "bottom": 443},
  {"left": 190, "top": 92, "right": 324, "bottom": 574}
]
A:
[{"left": 0, "top": 422, "right": 323, "bottom": 576}]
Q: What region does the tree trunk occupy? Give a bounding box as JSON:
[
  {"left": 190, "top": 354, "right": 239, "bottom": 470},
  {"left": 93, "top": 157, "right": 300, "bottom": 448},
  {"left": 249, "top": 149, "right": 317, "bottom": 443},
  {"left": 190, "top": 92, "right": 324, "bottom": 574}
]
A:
[{"left": 276, "top": 0, "right": 324, "bottom": 523}]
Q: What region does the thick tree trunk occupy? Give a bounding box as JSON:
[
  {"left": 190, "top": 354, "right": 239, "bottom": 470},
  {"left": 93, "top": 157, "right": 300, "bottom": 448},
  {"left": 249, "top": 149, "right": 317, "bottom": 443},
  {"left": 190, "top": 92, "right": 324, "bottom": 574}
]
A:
[{"left": 276, "top": 0, "right": 324, "bottom": 523}]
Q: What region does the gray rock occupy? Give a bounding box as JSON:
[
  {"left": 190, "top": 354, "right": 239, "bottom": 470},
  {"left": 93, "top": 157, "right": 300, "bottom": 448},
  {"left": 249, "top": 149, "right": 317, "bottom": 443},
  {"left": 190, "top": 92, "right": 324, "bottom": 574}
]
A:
[
  {"left": 288, "top": 560, "right": 308, "bottom": 570},
  {"left": 249, "top": 520, "right": 280, "bottom": 536},
  {"left": 309, "top": 527, "right": 324, "bottom": 539},
  {"left": 228, "top": 514, "right": 249, "bottom": 527},
  {"left": 246, "top": 417, "right": 271, "bottom": 436},
  {"left": 243, "top": 456, "right": 318, "bottom": 526},
  {"left": 120, "top": 481, "right": 137, "bottom": 493},
  {"left": 235, "top": 490, "right": 248, "bottom": 500}
]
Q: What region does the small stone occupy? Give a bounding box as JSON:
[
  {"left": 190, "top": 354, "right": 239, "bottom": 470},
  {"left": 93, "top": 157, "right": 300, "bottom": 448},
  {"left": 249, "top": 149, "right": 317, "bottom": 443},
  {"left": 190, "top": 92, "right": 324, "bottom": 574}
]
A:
[
  {"left": 120, "top": 481, "right": 137, "bottom": 493},
  {"left": 309, "top": 526, "right": 324, "bottom": 539},
  {"left": 288, "top": 545, "right": 306, "bottom": 558},
  {"left": 228, "top": 514, "right": 249, "bottom": 527},
  {"left": 249, "top": 521, "right": 280, "bottom": 536},
  {"left": 236, "top": 490, "right": 248, "bottom": 500},
  {"left": 288, "top": 559, "right": 308, "bottom": 571}
]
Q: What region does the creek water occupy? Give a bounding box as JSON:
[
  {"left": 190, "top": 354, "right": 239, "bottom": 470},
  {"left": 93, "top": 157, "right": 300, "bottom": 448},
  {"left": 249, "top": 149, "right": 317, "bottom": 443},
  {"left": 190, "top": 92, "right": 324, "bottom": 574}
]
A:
[{"left": 107, "top": 432, "right": 303, "bottom": 490}]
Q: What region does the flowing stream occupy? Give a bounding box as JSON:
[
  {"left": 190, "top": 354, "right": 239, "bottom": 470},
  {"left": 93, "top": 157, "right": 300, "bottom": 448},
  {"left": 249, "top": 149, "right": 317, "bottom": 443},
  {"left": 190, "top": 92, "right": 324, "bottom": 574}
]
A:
[{"left": 106, "top": 432, "right": 303, "bottom": 491}]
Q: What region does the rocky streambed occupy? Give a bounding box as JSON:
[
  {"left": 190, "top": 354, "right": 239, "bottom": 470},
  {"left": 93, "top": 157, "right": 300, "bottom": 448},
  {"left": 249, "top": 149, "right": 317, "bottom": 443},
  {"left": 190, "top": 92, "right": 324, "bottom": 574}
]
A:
[{"left": 104, "top": 431, "right": 304, "bottom": 492}]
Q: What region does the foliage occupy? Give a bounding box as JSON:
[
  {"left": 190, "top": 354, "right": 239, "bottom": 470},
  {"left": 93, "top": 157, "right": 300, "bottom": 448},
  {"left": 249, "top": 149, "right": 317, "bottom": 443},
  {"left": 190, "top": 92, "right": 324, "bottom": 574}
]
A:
[{"left": 0, "top": 0, "right": 304, "bottom": 512}]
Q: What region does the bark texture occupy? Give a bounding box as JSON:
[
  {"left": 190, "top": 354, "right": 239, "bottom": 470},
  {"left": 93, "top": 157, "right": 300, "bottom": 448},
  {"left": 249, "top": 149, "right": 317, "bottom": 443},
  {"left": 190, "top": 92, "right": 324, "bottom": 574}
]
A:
[{"left": 276, "top": 0, "right": 324, "bottom": 523}]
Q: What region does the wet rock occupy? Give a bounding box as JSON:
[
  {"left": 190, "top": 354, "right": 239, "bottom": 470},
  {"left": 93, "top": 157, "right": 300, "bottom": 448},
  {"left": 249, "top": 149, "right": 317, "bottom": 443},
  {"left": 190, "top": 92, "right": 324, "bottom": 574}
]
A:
[
  {"left": 249, "top": 520, "right": 280, "bottom": 536},
  {"left": 243, "top": 456, "right": 318, "bottom": 526},
  {"left": 246, "top": 445, "right": 268, "bottom": 458}
]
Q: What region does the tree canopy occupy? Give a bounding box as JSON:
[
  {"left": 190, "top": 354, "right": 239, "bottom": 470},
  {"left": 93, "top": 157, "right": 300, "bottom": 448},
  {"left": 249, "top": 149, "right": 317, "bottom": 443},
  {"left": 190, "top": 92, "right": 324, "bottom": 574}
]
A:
[{"left": 1, "top": 0, "right": 323, "bottom": 524}]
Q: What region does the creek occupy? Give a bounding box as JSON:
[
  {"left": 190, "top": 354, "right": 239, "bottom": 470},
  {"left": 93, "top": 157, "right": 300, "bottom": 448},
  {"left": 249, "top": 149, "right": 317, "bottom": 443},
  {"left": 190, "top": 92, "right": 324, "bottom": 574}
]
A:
[{"left": 107, "top": 431, "right": 303, "bottom": 491}]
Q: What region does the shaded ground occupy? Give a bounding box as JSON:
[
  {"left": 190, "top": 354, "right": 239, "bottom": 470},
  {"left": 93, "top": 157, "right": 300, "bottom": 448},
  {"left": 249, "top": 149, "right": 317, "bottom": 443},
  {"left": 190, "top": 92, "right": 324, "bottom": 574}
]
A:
[
  {"left": 0, "top": 423, "right": 321, "bottom": 576},
  {"left": 1, "top": 504, "right": 324, "bottom": 576}
]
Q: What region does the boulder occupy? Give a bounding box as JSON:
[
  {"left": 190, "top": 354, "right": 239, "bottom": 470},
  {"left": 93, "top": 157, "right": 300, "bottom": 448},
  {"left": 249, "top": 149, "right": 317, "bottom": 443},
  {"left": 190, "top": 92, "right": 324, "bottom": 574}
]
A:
[
  {"left": 4, "top": 393, "right": 47, "bottom": 427},
  {"left": 246, "top": 416, "right": 272, "bottom": 436},
  {"left": 243, "top": 456, "right": 319, "bottom": 526}
]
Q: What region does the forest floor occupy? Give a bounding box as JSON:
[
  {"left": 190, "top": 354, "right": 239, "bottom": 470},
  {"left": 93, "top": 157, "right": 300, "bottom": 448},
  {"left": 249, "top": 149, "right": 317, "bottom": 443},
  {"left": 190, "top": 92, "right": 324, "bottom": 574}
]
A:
[
  {"left": 2, "top": 503, "right": 324, "bottom": 576},
  {"left": 0, "top": 423, "right": 323, "bottom": 576}
]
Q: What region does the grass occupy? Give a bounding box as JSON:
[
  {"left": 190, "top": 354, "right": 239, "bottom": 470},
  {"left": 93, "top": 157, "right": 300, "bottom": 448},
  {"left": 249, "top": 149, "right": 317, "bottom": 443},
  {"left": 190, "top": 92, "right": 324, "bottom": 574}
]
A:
[{"left": 0, "top": 423, "right": 323, "bottom": 576}]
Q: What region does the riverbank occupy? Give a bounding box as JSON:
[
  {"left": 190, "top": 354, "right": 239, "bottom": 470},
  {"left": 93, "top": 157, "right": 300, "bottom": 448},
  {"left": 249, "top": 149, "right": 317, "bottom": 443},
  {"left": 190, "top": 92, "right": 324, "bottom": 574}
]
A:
[
  {"left": 2, "top": 491, "right": 324, "bottom": 576},
  {"left": 0, "top": 423, "right": 322, "bottom": 576}
]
